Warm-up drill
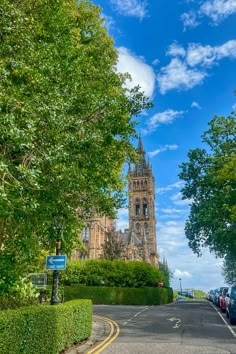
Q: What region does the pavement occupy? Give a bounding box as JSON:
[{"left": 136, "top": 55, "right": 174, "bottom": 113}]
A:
[{"left": 62, "top": 316, "right": 111, "bottom": 354}]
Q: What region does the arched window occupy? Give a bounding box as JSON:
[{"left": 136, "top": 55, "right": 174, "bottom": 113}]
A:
[
  {"left": 136, "top": 223, "right": 140, "bottom": 233},
  {"left": 80, "top": 252, "right": 88, "bottom": 260},
  {"left": 143, "top": 199, "right": 148, "bottom": 217},
  {"left": 135, "top": 199, "right": 140, "bottom": 216},
  {"left": 144, "top": 223, "right": 148, "bottom": 234},
  {"left": 82, "top": 225, "right": 90, "bottom": 243}
]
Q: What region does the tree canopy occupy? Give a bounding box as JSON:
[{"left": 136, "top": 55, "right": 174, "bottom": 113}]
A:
[
  {"left": 0, "top": 0, "right": 152, "bottom": 288},
  {"left": 102, "top": 231, "right": 125, "bottom": 261},
  {"left": 179, "top": 114, "right": 236, "bottom": 282},
  {"left": 222, "top": 252, "right": 236, "bottom": 285}
]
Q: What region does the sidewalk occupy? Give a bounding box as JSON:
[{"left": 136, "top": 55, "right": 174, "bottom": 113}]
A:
[{"left": 62, "top": 316, "right": 111, "bottom": 354}]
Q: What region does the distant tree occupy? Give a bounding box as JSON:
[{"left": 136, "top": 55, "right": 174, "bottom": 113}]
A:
[
  {"left": 102, "top": 232, "right": 125, "bottom": 260},
  {"left": 222, "top": 253, "right": 236, "bottom": 285},
  {"left": 158, "top": 258, "right": 172, "bottom": 287},
  {"left": 0, "top": 0, "right": 152, "bottom": 290},
  {"left": 179, "top": 114, "right": 236, "bottom": 259}
]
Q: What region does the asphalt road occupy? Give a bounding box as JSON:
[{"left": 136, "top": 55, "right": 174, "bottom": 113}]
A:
[{"left": 93, "top": 300, "right": 236, "bottom": 354}]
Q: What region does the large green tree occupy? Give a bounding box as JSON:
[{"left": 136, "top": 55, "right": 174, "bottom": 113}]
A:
[
  {"left": 0, "top": 0, "right": 151, "bottom": 288},
  {"left": 222, "top": 252, "right": 236, "bottom": 285},
  {"left": 179, "top": 114, "right": 236, "bottom": 271},
  {"left": 102, "top": 231, "right": 125, "bottom": 261}
]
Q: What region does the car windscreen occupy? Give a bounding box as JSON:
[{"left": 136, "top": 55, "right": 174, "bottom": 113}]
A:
[
  {"left": 223, "top": 288, "right": 228, "bottom": 295},
  {"left": 231, "top": 287, "right": 236, "bottom": 299}
]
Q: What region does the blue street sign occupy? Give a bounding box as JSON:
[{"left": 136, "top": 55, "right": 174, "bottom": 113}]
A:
[{"left": 46, "top": 255, "right": 67, "bottom": 270}]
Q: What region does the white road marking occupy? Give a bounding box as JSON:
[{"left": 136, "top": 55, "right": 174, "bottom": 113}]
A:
[
  {"left": 167, "top": 317, "right": 181, "bottom": 328},
  {"left": 122, "top": 306, "right": 149, "bottom": 325},
  {"left": 210, "top": 302, "right": 236, "bottom": 338}
]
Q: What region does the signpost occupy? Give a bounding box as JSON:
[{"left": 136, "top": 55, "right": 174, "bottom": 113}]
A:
[{"left": 46, "top": 255, "right": 67, "bottom": 270}]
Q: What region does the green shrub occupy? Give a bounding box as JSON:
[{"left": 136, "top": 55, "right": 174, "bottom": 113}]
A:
[
  {"left": 0, "top": 277, "right": 40, "bottom": 310},
  {"left": 0, "top": 299, "right": 92, "bottom": 354},
  {"left": 61, "top": 259, "right": 169, "bottom": 288},
  {"left": 64, "top": 285, "right": 173, "bottom": 305}
]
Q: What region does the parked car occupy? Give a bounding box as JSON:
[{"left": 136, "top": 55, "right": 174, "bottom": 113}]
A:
[
  {"left": 208, "top": 289, "right": 215, "bottom": 302},
  {"left": 219, "top": 287, "right": 229, "bottom": 312},
  {"left": 178, "top": 291, "right": 194, "bottom": 298},
  {"left": 216, "top": 287, "right": 227, "bottom": 307},
  {"left": 212, "top": 289, "right": 219, "bottom": 305},
  {"left": 176, "top": 295, "right": 186, "bottom": 301},
  {"left": 187, "top": 291, "right": 194, "bottom": 298},
  {"left": 225, "top": 286, "right": 236, "bottom": 324}
]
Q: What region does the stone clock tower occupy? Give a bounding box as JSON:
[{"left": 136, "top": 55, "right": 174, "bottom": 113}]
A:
[{"left": 128, "top": 136, "right": 158, "bottom": 267}]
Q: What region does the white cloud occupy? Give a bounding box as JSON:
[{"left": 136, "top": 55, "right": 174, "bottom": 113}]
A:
[
  {"left": 146, "top": 109, "right": 185, "bottom": 132},
  {"left": 191, "top": 101, "right": 202, "bottom": 109},
  {"left": 110, "top": 0, "right": 148, "bottom": 19},
  {"left": 158, "top": 220, "right": 188, "bottom": 251},
  {"left": 160, "top": 208, "right": 186, "bottom": 214},
  {"left": 186, "top": 44, "right": 216, "bottom": 67},
  {"left": 157, "top": 58, "right": 207, "bottom": 94},
  {"left": 157, "top": 40, "right": 236, "bottom": 94},
  {"left": 174, "top": 269, "right": 192, "bottom": 278},
  {"left": 200, "top": 0, "right": 236, "bottom": 23},
  {"left": 152, "top": 58, "right": 160, "bottom": 66},
  {"left": 158, "top": 219, "right": 226, "bottom": 291},
  {"left": 157, "top": 181, "right": 184, "bottom": 194},
  {"left": 186, "top": 40, "right": 236, "bottom": 67},
  {"left": 181, "top": 0, "right": 236, "bottom": 29},
  {"left": 148, "top": 144, "right": 179, "bottom": 158},
  {"left": 232, "top": 103, "right": 236, "bottom": 110},
  {"left": 181, "top": 11, "right": 200, "bottom": 31},
  {"left": 171, "top": 192, "right": 193, "bottom": 206},
  {"left": 167, "top": 43, "right": 186, "bottom": 57},
  {"left": 117, "top": 47, "right": 155, "bottom": 98}
]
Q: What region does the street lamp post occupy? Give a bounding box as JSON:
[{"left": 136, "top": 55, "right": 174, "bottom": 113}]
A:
[
  {"left": 179, "top": 278, "right": 182, "bottom": 294},
  {"left": 51, "top": 218, "right": 63, "bottom": 305}
]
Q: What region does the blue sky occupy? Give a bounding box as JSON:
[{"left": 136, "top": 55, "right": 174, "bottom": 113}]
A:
[{"left": 92, "top": 0, "right": 236, "bottom": 292}]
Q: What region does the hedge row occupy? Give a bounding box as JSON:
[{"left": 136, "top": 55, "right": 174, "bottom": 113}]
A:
[
  {"left": 61, "top": 259, "right": 170, "bottom": 288},
  {"left": 0, "top": 300, "right": 92, "bottom": 354},
  {"left": 64, "top": 285, "right": 173, "bottom": 305}
]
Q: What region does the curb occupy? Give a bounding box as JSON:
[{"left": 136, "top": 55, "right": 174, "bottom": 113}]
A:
[{"left": 62, "top": 316, "right": 111, "bottom": 354}]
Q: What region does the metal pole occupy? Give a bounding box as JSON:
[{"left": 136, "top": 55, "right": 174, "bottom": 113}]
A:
[
  {"left": 51, "top": 237, "right": 61, "bottom": 305},
  {"left": 179, "top": 278, "right": 182, "bottom": 293}
]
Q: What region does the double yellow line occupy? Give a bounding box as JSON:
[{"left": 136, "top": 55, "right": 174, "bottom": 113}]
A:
[{"left": 86, "top": 315, "right": 120, "bottom": 354}]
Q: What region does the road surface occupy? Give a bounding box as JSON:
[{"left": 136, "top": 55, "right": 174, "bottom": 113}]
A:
[{"left": 93, "top": 300, "right": 236, "bottom": 353}]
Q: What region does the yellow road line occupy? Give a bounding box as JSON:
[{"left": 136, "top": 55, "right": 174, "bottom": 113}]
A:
[
  {"left": 89, "top": 316, "right": 115, "bottom": 352},
  {"left": 86, "top": 315, "right": 120, "bottom": 354}
]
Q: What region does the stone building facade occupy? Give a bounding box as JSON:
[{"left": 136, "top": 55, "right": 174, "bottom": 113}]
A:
[
  {"left": 126, "top": 136, "right": 158, "bottom": 267},
  {"left": 72, "top": 215, "right": 114, "bottom": 260},
  {"left": 72, "top": 137, "right": 158, "bottom": 267}
]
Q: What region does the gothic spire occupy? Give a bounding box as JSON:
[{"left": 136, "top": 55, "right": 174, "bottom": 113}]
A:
[
  {"left": 134, "top": 135, "right": 148, "bottom": 176},
  {"left": 137, "top": 134, "right": 144, "bottom": 153}
]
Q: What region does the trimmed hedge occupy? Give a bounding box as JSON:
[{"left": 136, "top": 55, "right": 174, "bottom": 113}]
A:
[
  {"left": 61, "top": 259, "right": 170, "bottom": 288},
  {"left": 0, "top": 299, "right": 92, "bottom": 354},
  {"left": 64, "top": 285, "right": 173, "bottom": 305}
]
